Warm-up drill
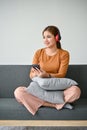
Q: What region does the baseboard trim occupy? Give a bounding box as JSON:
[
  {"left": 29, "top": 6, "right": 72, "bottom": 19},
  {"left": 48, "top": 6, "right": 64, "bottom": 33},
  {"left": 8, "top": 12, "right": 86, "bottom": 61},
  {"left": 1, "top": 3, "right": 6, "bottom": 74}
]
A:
[{"left": 0, "top": 120, "right": 87, "bottom": 126}]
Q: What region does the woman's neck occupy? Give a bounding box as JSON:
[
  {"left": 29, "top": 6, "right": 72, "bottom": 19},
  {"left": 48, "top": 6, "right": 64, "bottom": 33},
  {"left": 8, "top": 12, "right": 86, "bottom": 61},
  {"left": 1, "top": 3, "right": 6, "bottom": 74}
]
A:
[{"left": 45, "top": 47, "right": 58, "bottom": 56}]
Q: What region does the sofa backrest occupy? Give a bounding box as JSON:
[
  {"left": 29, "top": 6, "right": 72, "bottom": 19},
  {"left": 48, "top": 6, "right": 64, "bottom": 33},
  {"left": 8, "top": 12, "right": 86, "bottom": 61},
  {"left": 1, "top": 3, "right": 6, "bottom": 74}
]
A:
[
  {"left": 66, "top": 65, "right": 87, "bottom": 98},
  {"left": 0, "top": 65, "right": 31, "bottom": 98},
  {"left": 0, "top": 65, "right": 87, "bottom": 98}
]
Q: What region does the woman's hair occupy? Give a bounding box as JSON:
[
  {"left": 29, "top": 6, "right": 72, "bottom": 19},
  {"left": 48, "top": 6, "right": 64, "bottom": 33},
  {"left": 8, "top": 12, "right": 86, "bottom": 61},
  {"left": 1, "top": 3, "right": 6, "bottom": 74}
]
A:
[{"left": 42, "top": 25, "right": 61, "bottom": 49}]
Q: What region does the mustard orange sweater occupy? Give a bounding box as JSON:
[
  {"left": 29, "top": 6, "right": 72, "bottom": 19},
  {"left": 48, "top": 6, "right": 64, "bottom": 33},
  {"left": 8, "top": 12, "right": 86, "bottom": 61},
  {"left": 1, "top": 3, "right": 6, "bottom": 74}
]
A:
[{"left": 30, "top": 48, "right": 70, "bottom": 78}]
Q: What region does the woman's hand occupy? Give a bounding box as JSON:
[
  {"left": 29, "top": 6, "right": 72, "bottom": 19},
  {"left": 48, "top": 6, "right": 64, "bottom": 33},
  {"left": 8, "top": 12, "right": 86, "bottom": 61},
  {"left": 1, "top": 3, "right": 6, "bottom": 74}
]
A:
[{"left": 32, "top": 68, "right": 49, "bottom": 78}]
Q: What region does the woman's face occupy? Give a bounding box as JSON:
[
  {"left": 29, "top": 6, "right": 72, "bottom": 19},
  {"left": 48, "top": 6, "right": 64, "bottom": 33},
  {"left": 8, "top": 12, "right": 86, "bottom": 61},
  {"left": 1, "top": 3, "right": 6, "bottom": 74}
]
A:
[{"left": 43, "top": 31, "right": 56, "bottom": 48}]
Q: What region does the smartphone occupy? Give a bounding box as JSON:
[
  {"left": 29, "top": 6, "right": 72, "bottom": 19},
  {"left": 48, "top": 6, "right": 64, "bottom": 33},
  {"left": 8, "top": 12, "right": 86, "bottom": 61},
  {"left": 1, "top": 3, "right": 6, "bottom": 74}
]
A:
[{"left": 31, "top": 64, "right": 40, "bottom": 70}]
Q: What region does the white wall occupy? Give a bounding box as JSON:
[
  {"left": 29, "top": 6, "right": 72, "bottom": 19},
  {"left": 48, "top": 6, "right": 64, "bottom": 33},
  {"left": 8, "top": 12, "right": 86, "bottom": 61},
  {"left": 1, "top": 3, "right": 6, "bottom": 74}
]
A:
[{"left": 0, "top": 0, "right": 87, "bottom": 65}]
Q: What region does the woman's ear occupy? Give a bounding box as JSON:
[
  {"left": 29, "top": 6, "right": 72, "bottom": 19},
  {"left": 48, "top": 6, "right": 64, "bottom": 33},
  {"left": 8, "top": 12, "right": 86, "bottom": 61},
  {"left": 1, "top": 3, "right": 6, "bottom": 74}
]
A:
[{"left": 55, "top": 35, "right": 59, "bottom": 42}]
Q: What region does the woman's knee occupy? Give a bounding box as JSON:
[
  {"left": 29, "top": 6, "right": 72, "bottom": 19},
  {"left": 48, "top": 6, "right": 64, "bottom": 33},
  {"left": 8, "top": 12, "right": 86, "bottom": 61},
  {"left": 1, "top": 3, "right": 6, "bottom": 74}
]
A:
[
  {"left": 70, "top": 85, "right": 81, "bottom": 99},
  {"left": 73, "top": 86, "right": 81, "bottom": 99},
  {"left": 14, "top": 86, "right": 26, "bottom": 98},
  {"left": 64, "top": 85, "right": 81, "bottom": 103}
]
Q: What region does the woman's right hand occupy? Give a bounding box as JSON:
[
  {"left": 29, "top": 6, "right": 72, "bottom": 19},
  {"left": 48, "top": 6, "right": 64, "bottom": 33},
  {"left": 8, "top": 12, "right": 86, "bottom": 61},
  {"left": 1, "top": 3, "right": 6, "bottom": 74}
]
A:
[
  {"left": 33, "top": 68, "right": 50, "bottom": 78},
  {"left": 31, "top": 67, "right": 50, "bottom": 78},
  {"left": 30, "top": 68, "right": 38, "bottom": 78}
]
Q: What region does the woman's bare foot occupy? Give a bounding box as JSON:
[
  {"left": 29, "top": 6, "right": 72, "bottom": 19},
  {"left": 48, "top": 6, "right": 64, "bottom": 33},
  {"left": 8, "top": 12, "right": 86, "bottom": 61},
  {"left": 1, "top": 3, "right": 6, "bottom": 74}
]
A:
[{"left": 55, "top": 103, "right": 65, "bottom": 110}]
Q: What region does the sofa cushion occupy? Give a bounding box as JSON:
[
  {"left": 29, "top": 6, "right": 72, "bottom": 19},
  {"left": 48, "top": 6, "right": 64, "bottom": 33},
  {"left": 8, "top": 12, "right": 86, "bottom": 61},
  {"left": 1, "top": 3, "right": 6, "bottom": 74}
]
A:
[
  {"left": 32, "top": 77, "right": 78, "bottom": 90},
  {"left": 0, "top": 98, "right": 87, "bottom": 120}
]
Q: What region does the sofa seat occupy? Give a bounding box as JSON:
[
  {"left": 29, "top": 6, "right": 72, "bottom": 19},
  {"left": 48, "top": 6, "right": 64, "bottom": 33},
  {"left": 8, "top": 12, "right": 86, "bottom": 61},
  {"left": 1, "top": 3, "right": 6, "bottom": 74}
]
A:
[{"left": 0, "top": 98, "right": 87, "bottom": 120}]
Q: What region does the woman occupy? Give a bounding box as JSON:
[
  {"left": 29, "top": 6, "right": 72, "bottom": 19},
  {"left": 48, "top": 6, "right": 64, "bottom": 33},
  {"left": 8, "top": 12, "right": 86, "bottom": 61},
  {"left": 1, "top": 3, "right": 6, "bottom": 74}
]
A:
[{"left": 14, "top": 25, "right": 81, "bottom": 115}]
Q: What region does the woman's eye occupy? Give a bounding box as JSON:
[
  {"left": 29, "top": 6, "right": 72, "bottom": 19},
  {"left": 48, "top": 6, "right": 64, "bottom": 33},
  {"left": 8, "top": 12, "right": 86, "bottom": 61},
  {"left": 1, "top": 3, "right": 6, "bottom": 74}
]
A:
[
  {"left": 43, "top": 35, "right": 52, "bottom": 39},
  {"left": 47, "top": 35, "right": 51, "bottom": 38}
]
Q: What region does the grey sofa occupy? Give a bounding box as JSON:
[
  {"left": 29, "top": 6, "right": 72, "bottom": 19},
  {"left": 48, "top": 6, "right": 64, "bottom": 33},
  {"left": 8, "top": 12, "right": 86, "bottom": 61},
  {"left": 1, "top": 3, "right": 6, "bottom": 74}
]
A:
[{"left": 0, "top": 65, "right": 87, "bottom": 120}]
